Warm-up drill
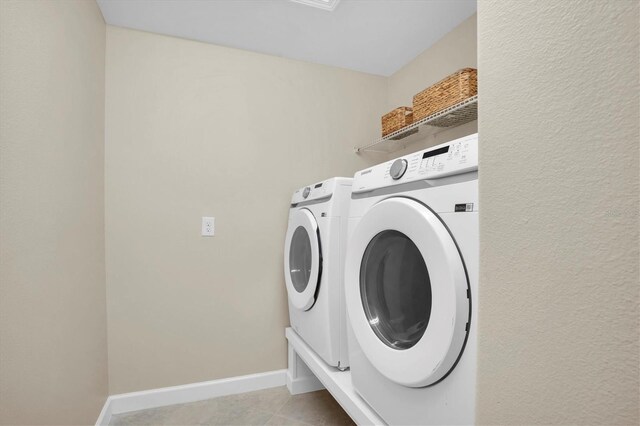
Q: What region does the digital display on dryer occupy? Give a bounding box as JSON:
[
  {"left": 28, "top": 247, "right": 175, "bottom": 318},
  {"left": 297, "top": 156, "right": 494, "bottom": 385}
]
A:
[{"left": 422, "top": 146, "right": 449, "bottom": 159}]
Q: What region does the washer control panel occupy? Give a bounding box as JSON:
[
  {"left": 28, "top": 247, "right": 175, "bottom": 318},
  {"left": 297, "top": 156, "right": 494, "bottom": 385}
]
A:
[
  {"left": 291, "top": 177, "right": 351, "bottom": 205},
  {"left": 353, "top": 133, "right": 478, "bottom": 193}
]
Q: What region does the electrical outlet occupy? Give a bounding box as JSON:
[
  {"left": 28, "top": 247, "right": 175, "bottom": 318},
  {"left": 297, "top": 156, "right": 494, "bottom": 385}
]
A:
[{"left": 201, "top": 217, "right": 215, "bottom": 236}]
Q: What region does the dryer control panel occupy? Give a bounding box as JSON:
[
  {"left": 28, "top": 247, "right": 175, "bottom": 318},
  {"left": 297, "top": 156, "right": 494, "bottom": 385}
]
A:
[{"left": 353, "top": 133, "right": 478, "bottom": 193}]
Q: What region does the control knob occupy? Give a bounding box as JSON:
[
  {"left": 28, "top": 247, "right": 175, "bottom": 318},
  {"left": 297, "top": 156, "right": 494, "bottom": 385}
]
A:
[
  {"left": 389, "top": 159, "right": 408, "bottom": 180},
  {"left": 302, "top": 187, "right": 311, "bottom": 198}
]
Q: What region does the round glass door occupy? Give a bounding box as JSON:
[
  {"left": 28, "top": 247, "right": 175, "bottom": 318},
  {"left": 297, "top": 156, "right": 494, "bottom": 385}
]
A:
[
  {"left": 284, "top": 209, "right": 321, "bottom": 311},
  {"left": 360, "top": 230, "right": 432, "bottom": 350},
  {"left": 289, "top": 226, "right": 313, "bottom": 293},
  {"left": 344, "top": 197, "right": 470, "bottom": 388}
]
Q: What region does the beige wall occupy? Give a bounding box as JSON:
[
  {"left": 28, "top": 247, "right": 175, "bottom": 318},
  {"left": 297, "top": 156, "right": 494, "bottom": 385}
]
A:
[
  {"left": 477, "top": 1, "right": 639, "bottom": 424},
  {"left": 387, "top": 14, "right": 478, "bottom": 158},
  {"left": 0, "top": 0, "right": 108, "bottom": 424},
  {"left": 104, "top": 26, "right": 387, "bottom": 393}
]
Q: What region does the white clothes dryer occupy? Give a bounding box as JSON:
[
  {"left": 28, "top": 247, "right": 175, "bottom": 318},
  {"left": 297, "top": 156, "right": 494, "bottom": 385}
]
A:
[
  {"left": 284, "top": 177, "right": 352, "bottom": 369},
  {"left": 345, "top": 134, "right": 479, "bottom": 425}
]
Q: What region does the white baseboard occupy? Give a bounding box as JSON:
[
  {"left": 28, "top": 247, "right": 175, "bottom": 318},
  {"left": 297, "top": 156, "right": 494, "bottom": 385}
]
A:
[
  {"left": 95, "top": 396, "right": 112, "bottom": 426},
  {"left": 95, "top": 369, "right": 287, "bottom": 425}
]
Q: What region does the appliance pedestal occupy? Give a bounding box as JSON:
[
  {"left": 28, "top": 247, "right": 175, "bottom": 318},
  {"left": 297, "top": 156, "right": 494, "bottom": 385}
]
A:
[{"left": 285, "top": 328, "right": 384, "bottom": 425}]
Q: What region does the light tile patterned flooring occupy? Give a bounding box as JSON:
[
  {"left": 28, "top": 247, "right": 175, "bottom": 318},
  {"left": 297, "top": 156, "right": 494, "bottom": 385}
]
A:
[{"left": 109, "top": 387, "right": 355, "bottom": 426}]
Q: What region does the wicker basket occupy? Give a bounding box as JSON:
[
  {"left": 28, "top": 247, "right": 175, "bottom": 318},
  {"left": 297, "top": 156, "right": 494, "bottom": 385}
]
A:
[
  {"left": 412, "top": 68, "right": 477, "bottom": 121},
  {"left": 382, "top": 106, "right": 413, "bottom": 137}
]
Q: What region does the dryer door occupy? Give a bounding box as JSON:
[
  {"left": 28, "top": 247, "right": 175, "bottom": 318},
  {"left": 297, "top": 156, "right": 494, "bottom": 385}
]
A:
[
  {"left": 345, "top": 197, "right": 470, "bottom": 387},
  {"left": 284, "top": 208, "right": 321, "bottom": 311}
]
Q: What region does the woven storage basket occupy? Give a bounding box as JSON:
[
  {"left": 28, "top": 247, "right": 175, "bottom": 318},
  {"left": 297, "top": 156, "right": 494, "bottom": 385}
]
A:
[
  {"left": 382, "top": 106, "right": 413, "bottom": 137},
  {"left": 412, "top": 68, "right": 477, "bottom": 121}
]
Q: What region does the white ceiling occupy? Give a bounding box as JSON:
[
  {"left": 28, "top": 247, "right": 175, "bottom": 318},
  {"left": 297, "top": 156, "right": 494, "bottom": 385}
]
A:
[{"left": 97, "top": 0, "right": 476, "bottom": 76}]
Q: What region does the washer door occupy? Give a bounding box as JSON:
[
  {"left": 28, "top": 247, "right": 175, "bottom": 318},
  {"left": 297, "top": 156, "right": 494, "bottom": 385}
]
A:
[
  {"left": 345, "top": 197, "right": 470, "bottom": 387},
  {"left": 284, "top": 208, "right": 321, "bottom": 311}
]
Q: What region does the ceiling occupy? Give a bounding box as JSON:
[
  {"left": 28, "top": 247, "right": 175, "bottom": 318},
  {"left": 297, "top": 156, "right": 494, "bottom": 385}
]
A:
[{"left": 97, "top": 0, "right": 476, "bottom": 76}]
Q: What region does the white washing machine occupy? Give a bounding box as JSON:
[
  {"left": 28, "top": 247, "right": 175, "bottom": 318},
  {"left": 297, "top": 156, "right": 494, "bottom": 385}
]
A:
[
  {"left": 284, "top": 177, "right": 352, "bottom": 369},
  {"left": 345, "top": 133, "right": 479, "bottom": 425}
]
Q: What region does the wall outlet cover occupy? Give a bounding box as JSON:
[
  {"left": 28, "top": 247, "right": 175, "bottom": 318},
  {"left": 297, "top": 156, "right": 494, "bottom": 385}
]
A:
[{"left": 201, "top": 217, "right": 215, "bottom": 236}]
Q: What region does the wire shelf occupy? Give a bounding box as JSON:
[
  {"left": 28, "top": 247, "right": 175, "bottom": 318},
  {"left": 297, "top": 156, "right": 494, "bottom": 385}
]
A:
[{"left": 355, "top": 96, "right": 478, "bottom": 153}]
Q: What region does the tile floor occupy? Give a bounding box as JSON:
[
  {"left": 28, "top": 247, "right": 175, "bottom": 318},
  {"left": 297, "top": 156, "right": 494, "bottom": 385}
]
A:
[{"left": 109, "top": 387, "right": 355, "bottom": 426}]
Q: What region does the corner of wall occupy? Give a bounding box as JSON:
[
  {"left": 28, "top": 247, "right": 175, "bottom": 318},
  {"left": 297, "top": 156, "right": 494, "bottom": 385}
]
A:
[{"left": 383, "top": 13, "right": 478, "bottom": 159}]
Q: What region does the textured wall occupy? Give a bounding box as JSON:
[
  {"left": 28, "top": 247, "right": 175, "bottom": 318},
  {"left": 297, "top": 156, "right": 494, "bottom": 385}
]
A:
[
  {"left": 105, "top": 26, "right": 387, "bottom": 394},
  {"left": 0, "top": 0, "right": 108, "bottom": 424},
  {"left": 386, "top": 14, "right": 477, "bottom": 158},
  {"left": 477, "top": 1, "right": 639, "bottom": 424}
]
